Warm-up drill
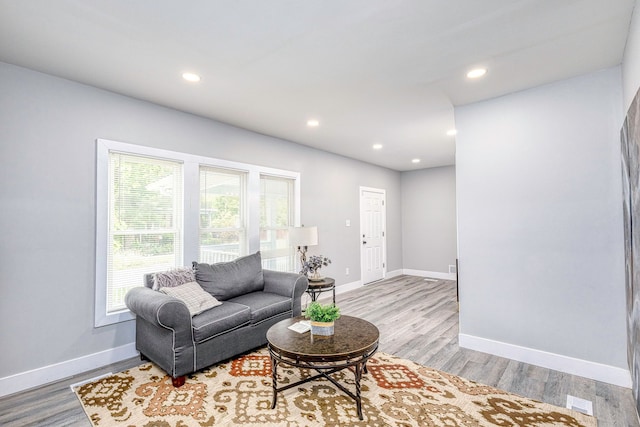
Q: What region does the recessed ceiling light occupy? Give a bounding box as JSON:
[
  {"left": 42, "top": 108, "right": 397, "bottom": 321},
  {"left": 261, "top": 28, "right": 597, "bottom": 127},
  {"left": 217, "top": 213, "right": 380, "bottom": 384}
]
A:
[
  {"left": 372, "top": 144, "right": 383, "bottom": 150},
  {"left": 467, "top": 68, "right": 487, "bottom": 79},
  {"left": 182, "top": 72, "right": 201, "bottom": 82},
  {"left": 411, "top": 158, "right": 421, "bottom": 164},
  {"left": 446, "top": 129, "right": 457, "bottom": 136},
  {"left": 307, "top": 119, "right": 319, "bottom": 127}
]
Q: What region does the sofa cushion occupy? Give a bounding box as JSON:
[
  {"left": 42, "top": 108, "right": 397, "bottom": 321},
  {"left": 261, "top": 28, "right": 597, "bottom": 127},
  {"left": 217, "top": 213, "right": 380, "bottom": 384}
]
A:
[
  {"left": 159, "top": 281, "right": 222, "bottom": 316},
  {"left": 228, "top": 291, "right": 292, "bottom": 324},
  {"left": 191, "top": 301, "right": 251, "bottom": 343},
  {"left": 193, "top": 252, "right": 265, "bottom": 301}
]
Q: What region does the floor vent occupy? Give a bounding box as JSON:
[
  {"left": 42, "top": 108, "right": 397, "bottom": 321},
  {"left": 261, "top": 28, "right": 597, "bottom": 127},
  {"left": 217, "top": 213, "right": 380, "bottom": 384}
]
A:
[
  {"left": 423, "top": 278, "right": 439, "bottom": 282},
  {"left": 566, "top": 395, "right": 593, "bottom": 415}
]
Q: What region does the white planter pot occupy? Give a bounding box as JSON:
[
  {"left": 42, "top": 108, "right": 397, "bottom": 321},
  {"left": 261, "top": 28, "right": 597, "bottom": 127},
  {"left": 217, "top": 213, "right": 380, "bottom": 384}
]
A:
[{"left": 310, "top": 320, "right": 334, "bottom": 336}]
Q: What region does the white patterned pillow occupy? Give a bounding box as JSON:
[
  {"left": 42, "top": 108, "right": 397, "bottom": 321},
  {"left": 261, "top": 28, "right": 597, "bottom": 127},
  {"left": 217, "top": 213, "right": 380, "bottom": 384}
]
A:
[
  {"left": 152, "top": 268, "right": 195, "bottom": 290},
  {"left": 159, "top": 281, "right": 222, "bottom": 316}
]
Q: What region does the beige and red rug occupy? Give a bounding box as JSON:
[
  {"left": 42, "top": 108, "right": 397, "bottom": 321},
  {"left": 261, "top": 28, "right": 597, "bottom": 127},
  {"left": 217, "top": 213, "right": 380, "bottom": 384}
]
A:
[{"left": 74, "top": 348, "right": 596, "bottom": 426}]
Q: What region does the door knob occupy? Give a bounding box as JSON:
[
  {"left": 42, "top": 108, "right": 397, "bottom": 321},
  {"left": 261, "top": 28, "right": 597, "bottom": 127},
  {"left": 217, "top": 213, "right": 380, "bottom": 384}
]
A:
[{"left": 362, "top": 241, "right": 367, "bottom": 245}]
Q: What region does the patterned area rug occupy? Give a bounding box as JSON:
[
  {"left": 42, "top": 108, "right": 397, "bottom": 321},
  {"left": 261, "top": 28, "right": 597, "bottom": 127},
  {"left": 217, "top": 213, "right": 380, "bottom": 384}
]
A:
[{"left": 74, "top": 348, "right": 596, "bottom": 426}]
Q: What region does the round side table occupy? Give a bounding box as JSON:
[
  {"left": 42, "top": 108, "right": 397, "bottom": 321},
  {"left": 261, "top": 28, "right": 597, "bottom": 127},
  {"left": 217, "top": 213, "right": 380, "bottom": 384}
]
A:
[{"left": 306, "top": 277, "right": 335, "bottom": 304}]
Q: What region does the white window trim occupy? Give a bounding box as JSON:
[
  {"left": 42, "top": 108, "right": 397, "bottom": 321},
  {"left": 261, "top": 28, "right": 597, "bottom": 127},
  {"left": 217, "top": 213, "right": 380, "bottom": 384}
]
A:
[{"left": 95, "top": 139, "right": 300, "bottom": 327}]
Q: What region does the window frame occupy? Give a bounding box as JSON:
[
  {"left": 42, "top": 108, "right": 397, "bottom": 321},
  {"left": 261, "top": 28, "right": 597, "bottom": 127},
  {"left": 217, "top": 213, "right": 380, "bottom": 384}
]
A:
[{"left": 95, "top": 139, "right": 300, "bottom": 327}]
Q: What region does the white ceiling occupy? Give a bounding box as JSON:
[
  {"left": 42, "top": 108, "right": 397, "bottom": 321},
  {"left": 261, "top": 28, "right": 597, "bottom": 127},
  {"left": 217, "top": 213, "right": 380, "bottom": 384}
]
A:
[{"left": 0, "top": 0, "right": 635, "bottom": 171}]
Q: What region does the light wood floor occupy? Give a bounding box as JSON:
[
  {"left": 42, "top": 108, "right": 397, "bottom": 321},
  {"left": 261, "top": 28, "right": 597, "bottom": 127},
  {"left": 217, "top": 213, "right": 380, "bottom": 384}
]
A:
[
  {"left": 1, "top": 275, "right": 637, "bottom": 426},
  {"left": 335, "top": 275, "right": 639, "bottom": 426}
]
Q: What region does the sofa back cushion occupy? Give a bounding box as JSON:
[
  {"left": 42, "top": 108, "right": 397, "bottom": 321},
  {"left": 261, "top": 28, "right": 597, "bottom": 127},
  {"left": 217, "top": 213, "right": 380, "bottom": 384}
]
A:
[{"left": 193, "top": 252, "right": 265, "bottom": 300}]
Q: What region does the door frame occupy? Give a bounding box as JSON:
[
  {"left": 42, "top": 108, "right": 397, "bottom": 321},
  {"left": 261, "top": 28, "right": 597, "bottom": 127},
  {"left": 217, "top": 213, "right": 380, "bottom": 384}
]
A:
[{"left": 359, "top": 186, "right": 387, "bottom": 284}]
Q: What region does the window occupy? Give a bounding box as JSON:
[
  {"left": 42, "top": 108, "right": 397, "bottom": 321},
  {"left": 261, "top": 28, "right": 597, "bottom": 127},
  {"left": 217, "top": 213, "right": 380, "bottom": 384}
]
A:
[
  {"left": 107, "top": 152, "right": 183, "bottom": 313},
  {"left": 96, "top": 139, "right": 299, "bottom": 326},
  {"left": 260, "top": 175, "right": 295, "bottom": 271},
  {"left": 199, "top": 167, "right": 246, "bottom": 264}
]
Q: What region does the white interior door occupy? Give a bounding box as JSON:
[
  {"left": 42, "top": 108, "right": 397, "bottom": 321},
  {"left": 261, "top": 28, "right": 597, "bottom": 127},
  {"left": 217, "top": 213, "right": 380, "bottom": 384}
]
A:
[{"left": 360, "top": 187, "right": 386, "bottom": 284}]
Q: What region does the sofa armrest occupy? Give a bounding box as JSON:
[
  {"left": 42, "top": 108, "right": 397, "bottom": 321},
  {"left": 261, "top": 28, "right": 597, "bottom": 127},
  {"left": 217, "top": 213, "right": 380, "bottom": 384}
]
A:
[
  {"left": 263, "top": 270, "right": 308, "bottom": 301},
  {"left": 125, "top": 286, "right": 191, "bottom": 332}
]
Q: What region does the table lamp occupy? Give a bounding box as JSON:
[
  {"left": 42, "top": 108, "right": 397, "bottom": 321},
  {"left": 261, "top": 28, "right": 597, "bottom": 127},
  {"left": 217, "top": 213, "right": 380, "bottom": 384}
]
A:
[{"left": 289, "top": 226, "right": 318, "bottom": 273}]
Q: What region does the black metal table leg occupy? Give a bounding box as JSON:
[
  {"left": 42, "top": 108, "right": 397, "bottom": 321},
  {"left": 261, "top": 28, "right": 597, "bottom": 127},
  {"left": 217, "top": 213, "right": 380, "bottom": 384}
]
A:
[
  {"left": 355, "top": 362, "right": 363, "bottom": 420},
  {"left": 270, "top": 355, "right": 278, "bottom": 409}
]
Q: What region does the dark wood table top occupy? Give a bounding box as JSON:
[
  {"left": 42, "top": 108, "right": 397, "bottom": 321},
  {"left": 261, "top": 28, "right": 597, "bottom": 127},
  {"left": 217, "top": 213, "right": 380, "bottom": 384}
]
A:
[
  {"left": 266, "top": 315, "right": 379, "bottom": 362},
  {"left": 307, "top": 277, "right": 335, "bottom": 289}
]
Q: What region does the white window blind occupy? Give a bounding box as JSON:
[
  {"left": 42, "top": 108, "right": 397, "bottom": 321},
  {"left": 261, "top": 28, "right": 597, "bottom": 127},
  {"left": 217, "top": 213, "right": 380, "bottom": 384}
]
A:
[
  {"left": 260, "top": 175, "right": 295, "bottom": 272},
  {"left": 199, "top": 166, "right": 247, "bottom": 263},
  {"left": 107, "top": 152, "right": 183, "bottom": 313}
]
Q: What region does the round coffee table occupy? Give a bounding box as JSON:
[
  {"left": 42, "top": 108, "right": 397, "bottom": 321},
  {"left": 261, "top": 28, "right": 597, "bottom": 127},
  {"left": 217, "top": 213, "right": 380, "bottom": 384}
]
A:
[{"left": 266, "top": 315, "right": 379, "bottom": 420}]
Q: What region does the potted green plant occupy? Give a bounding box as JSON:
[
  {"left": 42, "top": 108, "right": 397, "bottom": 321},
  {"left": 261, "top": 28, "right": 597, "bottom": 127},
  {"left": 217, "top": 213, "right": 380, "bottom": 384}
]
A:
[{"left": 306, "top": 301, "right": 340, "bottom": 336}]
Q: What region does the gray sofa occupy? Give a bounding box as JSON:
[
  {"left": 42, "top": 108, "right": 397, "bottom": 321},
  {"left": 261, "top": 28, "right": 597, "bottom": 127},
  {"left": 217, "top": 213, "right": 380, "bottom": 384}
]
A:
[{"left": 125, "top": 252, "right": 308, "bottom": 386}]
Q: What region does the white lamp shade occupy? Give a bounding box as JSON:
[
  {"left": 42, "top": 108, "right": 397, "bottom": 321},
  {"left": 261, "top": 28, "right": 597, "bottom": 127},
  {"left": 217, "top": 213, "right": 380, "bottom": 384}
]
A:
[{"left": 289, "top": 226, "right": 318, "bottom": 247}]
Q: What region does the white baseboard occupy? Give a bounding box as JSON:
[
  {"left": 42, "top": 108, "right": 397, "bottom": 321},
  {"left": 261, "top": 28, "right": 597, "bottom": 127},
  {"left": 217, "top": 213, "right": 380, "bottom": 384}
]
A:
[
  {"left": 386, "top": 269, "right": 403, "bottom": 279},
  {"left": 306, "top": 279, "right": 363, "bottom": 305},
  {"left": 459, "top": 333, "right": 632, "bottom": 388},
  {"left": 0, "top": 342, "right": 138, "bottom": 398},
  {"left": 335, "top": 279, "right": 363, "bottom": 294},
  {"left": 306, "top": 272, "right": 405, "bottom": 304},
  {"left": 311, "top": 270, "right": 420, "bottom": 303},
  {"left": 403, "top": 269, "right": 457, "bottom": 281},
  {"left": 339, "top": 269, "right": 405, "bottom": 292}
]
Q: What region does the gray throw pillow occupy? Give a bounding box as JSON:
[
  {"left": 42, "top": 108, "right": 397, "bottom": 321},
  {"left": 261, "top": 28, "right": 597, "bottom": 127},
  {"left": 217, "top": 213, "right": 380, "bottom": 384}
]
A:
[
  {"left": 152, "top": 267, "right": 195, "bottom": 291},
  {"left": 193, "top": 252, "right": 264, "bottom": 301}
]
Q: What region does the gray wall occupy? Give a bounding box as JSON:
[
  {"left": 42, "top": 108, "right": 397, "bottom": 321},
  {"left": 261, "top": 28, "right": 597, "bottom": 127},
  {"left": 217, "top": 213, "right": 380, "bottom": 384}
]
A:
[
  {"left": 401, "top": 166, "right": 457, "bottom": 273},
  {"left": 622, "top": 0, "right": 640, "bottom": 410},
  {"left": 623, "top": 0, "right": 640, "bottom": 111},
  {"left": 0, "top": 61, "right": 402, "bottom": 378},
  {"left": 455, "top": 67, "right": 627, "bottom": 368}
]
